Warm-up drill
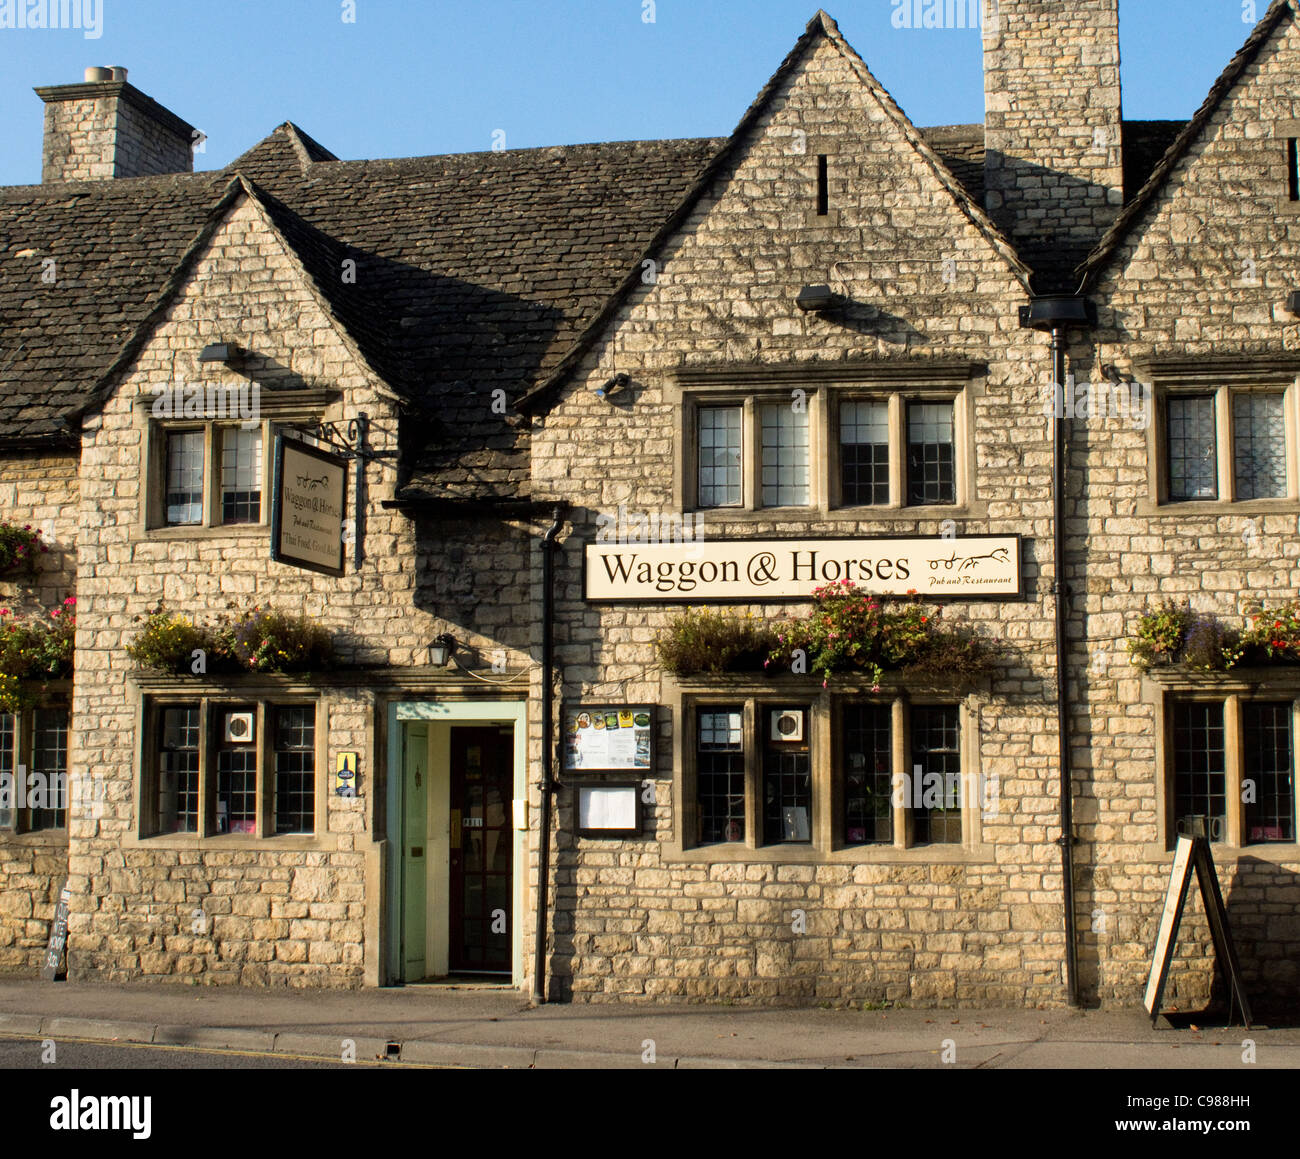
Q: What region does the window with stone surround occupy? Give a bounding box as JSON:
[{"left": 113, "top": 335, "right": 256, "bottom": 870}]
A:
[
  {"left": 137, "top": 389, "right": 340, "bottom": 534},
  {"left": 1140, "top": 358, "right": 1300, "bottom": 509},
  {"left": 0, "top": 704, "right": 69, "bottom": 833},
  {"left": 677, "top": 690, "right": 983, "bottom": 860},
  {"left": 1166, "top": 695, "right": 1297, "bottom": 846},
  {"left": 143, "top": 697, "right": 320, "bottom": 839},
  {"left": 674, "top": 362, "right": 980, "bottom": 517},
  {"left": 152, "top": 423, "right": 265, "bottom": 529}
]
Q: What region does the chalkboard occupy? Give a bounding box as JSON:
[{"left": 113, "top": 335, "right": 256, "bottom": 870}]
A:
[
  {"left": 1143, "top": 836, "right": 1251, "bottom": 1027},
  {"left": 40, "top": 881, "right": 71, "bottom": 982}
]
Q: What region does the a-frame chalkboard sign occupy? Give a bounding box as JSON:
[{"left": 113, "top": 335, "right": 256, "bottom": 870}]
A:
[
  {"left": 1143, "top": 836, "right": 1252, "bottom": 1027},
  {"left": 40, "top": 881, "right": 71, "bottom": 982}
]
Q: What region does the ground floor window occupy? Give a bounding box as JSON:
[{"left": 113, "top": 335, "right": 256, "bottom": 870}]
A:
[
  {"left": 1168, "top": 696, "right": 1296, "bottom": 845},
  {"left": 687, "top": 694, "right": 974, "bottom": 855},
  {"left": 0, "top": 705, "right": 69, "bottom": 832},
  {"left": 145, "top": 698, "right": 319, "bottom": 838}
]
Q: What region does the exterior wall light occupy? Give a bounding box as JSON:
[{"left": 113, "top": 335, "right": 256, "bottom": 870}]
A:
[
  {"left": 428, "top": 634, "right": 457, "bottom": 667},
  {"left": 796, "top": 284, "right": 835, "bottom": 312},
  {"left": 595, "top": 373, "right": 630, "bottom": 400},
  {"left": 198, "top": 342, "right": 239, "bottom": 363}
]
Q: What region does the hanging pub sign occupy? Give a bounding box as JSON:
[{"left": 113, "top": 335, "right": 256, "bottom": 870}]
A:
[
  {"left": 271, "top": 433, "right": 347, "bottom": 577},
  {"left": 563, "top": 705, "right": 655, "bottom": 772},
  {"left": 585, "top": 536, "right": 1021, "bottom": 602}
]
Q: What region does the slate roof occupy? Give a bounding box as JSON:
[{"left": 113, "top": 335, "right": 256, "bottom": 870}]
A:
[{"left": 0, "top": 7, "right": 1249, "bottom": 502}]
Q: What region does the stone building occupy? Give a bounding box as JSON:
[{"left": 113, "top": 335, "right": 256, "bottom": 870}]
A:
[{"left": 1, "top": 1, "right": 1298, "bottom": 1009}]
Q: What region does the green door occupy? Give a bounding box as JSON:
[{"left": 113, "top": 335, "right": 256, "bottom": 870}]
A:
[{"left": 402, "top": 722, "right": 428, "bottom": 981}]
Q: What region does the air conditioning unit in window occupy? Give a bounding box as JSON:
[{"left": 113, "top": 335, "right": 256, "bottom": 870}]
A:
[
  {"left": 770, "top": 709, "right": 804, "bottom": 743},
  {"left": 224, "top": 712, "right": 255, "bottom": 744}
]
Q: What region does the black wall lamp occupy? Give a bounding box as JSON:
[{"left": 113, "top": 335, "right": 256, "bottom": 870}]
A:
[
  {"left": 796, "top": 284, "right": 836, "bottom": 312},
  {"left": 595, "top": 373, "right": 631, "bottom": 401},
  {"left": 428, "top": 634, "right": 457, "bottom": 667},
  {"left": 198, "top": 342, "right": 240, "bottom": 364}
]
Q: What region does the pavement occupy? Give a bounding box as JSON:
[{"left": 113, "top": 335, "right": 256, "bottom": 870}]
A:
[{"left": 1, "top": 976, "right": 1298, "bottom": 1069}]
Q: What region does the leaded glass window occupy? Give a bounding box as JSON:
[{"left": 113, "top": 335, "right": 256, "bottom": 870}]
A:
[
  {"left": 840, "top": 400, "right": 890, "bottom": 506},
  {"left": 1243, "top": 702, "right": 1295, "bottom": 843},
  {"left": 911, "top": 706, "right": 961, "bottom": 844},
  {"left": 842, "top": 704, "right": 892, "bottom": 845},
  {"left": 165, "top": 431, "right": 205, "bottom": 525},
  {"left": 274, "top": 705, "right": 316, "bottom": 835},
  {"left": 1232, "top": 393, "right": 1286, "bottom": 500},
  {"left": 1167, "top": 396, "right": 1218, "bottom": 501},
  {"left": 698, "top": 407, "right": 742, "bottom": 507},
  {"left": 1172, "top": 701, "right": 1227, "bottom": 840},
  {"left": 221, "top": 428, "right": 263, "bottom": 524},
  {"left": 906, "top": 401, "right": 955, "bottom": 505},
  {"left": 698, "top": 708, "right": 744, "bottom": 844},
  {"left": 760, "top": 404, "right": 810, "bottom": 507}
]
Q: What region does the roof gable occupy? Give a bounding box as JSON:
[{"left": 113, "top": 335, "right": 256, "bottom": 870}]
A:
[
  {"left": 516, "top": 10, "right": 1030, "bottom": 415},
  {"left": 1080, "top": 0, "right": 1297, "bottom": 286}
]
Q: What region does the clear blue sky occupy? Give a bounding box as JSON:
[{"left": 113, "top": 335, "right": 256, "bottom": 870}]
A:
[{"left": 0, "top": 0, "right": 1269, "bottom": 186}]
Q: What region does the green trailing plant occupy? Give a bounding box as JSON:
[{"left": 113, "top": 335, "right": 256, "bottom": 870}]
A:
[
  {"left": 657, "top": 607, "right": 780, "bottom": 676},
  {"left": 127, "top": 603, "right": 334, "bottom": 675},
  {"left": 771, "top": 581, "right": 997, "bottom": 688},
  {"left": 0, "top": 597, "right": 75, "bottom": 711},
  {"left": 655, "top": 582, "right": 999, "bottom": 689},
  {"left": 0, "top": 523, "right": 49, "bottom": 577},
  {"left": 1127, "top": 600, "right": 1242, "bottom": 673}
]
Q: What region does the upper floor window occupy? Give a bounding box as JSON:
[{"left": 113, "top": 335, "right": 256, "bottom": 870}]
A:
[
  {"left": 154, "top": 423, "right": 266, "bottom": 529},
  {"left": 1164, "top": 390, "right": 1290, "bottom": 503},
  {"left": 678, "top": 368, "right": 975, "bottom": 515},
  {"left": 1138, "top": 357, "right": 1300, "bottom": 509}
]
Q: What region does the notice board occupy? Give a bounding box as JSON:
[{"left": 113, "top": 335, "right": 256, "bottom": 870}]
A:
[
  {"left": 1143, "top": 835, "right": 1252, "bottom": 1027},
  {"left": 562, "top": 706, "right": 654, "bottom": 772}
]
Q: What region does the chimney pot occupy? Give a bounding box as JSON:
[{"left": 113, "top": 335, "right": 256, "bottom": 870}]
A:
[
  {"left": 84, "top": 67, "right": 112, "bottom": 82},
  {"left": 109, "top": 66, "right": 128, "bottom": 82}
]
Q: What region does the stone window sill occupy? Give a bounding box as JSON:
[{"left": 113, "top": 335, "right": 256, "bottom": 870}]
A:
[
  {"left": 122, "top": 834, "right": 337, "bottom": 852},
  {"left": 1141, "top": 842, "right": 1300, "bottom": 865},
  {"left": 136, "top": 524, "right": 269, "bottom": 541},
  {"left": 0, "top": 829, "right": 68, "bottom": 847},
  {"left": 692, "top": 502, "right": 988, "bottom": 523},
  {"left": 1133, "top": 498, "right": 1300, "bottom": 518},
  {"left": 660, "top": 843, "right": 996, "bottom": 866}
]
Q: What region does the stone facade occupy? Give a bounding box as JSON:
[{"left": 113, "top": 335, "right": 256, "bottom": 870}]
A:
[{"left": 2, "top": 2, "right": 1299, "bottom": 1011}]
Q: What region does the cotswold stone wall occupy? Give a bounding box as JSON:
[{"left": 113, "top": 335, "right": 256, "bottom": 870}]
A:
[
  {"left": 41, "top": 90, "right": 192, "bottom": 183},
  {"left": 532, "top": 33, "right": 1072, "bottom": 1005},
  {"left": 66, "top": 193, "right": 535, "bottom": 987},
  {"left": 1072, "top": 13, "right": 1300, "bottom": 1010},
  {"left": 0, "top": 450, "right": 77, "bottom": 971}
]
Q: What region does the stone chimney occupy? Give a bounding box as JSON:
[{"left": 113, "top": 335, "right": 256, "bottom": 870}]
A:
[
  {"left": 983, "top": 0, "right": 1124, "bottom": 288},
  {"left": 35, "top": 67, "right": 197, "bottom": 183}
]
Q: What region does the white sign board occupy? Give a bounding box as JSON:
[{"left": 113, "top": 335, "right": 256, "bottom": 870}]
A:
[{"left": 585, "top": 537, "right": 1020, "bottom": 601}]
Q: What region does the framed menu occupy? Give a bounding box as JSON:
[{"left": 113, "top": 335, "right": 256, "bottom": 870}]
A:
[{"left": 562, "top": 705, "right": 655, "bottom": 772}]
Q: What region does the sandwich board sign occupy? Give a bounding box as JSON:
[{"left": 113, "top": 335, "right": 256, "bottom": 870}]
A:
[
  {"left": 41, "top": 881, "right": 71, "bottom": 981},
  {"left": 1143, "top": 835, "right": 1252, "bottom": 1027}
]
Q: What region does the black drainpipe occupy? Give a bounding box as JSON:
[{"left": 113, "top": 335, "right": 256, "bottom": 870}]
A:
[
  {"left": 1022, "top": 293, "right": 1093, "bottom": 1009},
  {"left": 1050, "top": 323, "right": 1081, "bottom": 1009},
  {"left": 532, "top": 506, "right": 565, "bottom": 1005}
]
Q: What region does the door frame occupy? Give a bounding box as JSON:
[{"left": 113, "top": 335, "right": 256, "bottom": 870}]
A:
[{"left": 386, "top": 700, "right": 527, "bottom": 987}]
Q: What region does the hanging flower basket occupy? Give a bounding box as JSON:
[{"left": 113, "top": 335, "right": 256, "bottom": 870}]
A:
[
  {"left": 0, "top": 597, "right": 75, "bottom": 712},
  {"left": 0, "top": 523, "right": 49, "bottom": 579},
  {"left": 126, "top": 603, "right": 334, "bottom": 675}
]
